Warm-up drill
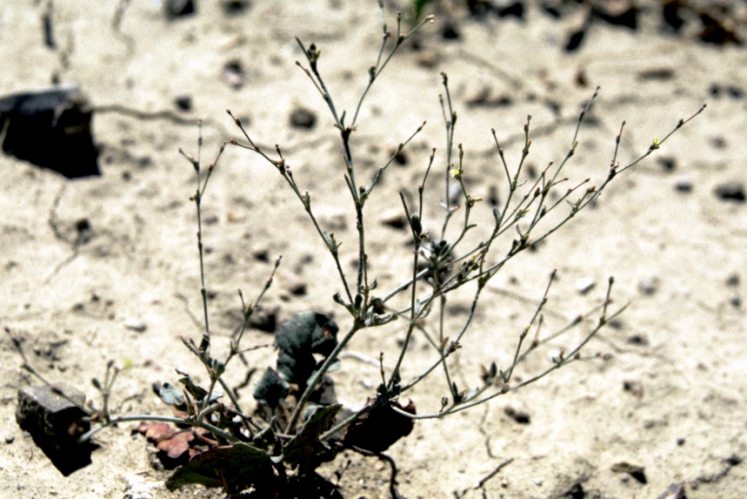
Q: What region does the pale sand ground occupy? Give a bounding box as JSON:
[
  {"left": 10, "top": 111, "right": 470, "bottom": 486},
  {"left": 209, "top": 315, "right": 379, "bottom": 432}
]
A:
[{"left": 1, "top": 1, "right": 746, "bottom": 498}]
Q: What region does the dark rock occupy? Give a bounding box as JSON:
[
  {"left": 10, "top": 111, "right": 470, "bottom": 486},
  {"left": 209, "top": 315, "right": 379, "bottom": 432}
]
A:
[
  {"left": 674, "top": 176, "right": 692, "bottom": 193},
  {"left": 497, "top": 1, "right": 525, "bottom": 19},
  {"left": 441, "top": 21, "right": 460, "bottom": 40},
  {"left": 223, "top": 60, "right": 245, "bottom": 89},
  {"left": 16, "top": 384, "right": 96, "bottom": 475},
  {"left": 175, "top": 95, "right": 192, "bottom": 111},
  {"left": 164, "top": 0, "right": 196, "bottom": 19},
  {"left": 504, "top": 406, "right": 531, "bottom": 424},
  {"left": 249, "top": 305, "right": 279, "bottom": 333},
  {"left": 289, "top": 108, "right": 316, "bottom": 129},
  {"left": 594, "top": 0, "right": 638, "bottom": 30},
  {"left": 0, "top": 86, "right": 99, "bottom": 178},
  {"left": 611, "top": 461, "right": 647, "bottom": 484},
  {"left": 662, "top": 0, "right": 685, "bottom": 32},
  {"left": 222, "top": 0, "right": 250, "bottom": 15},
  {"left": 565, "top": 28, "right": 587, "bottom": 52}
]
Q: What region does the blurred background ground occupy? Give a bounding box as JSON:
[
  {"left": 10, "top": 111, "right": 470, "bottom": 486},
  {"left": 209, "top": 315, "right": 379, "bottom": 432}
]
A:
[{"left": 0, "top": 1, "right": 745, "bottom": 498}]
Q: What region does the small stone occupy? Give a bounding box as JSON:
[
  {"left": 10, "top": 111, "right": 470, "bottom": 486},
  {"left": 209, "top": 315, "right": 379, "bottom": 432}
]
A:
[
  {"left": 674, "top": 175, "right": 692, "bottom": 193},
  {"left": 504, "top": 406, "right": 531, "bottom": 424},
  {"left": 729, "top": 293, "right": 741, "bottom": 308},
  {"left": 174, "top": 95, "right": 192, "bottom": 111},
  {"left": 611, "top": 462, "right": 647, "bottom": 484},
  {"left": 726, "top": 273, "right": 739, "bottom": 286},
  {"left": 221, "top": 0, "right": 250, "bottom": 15},
  {"left": 576, "top": 277, "right": 596, "bottom": 294},
  {"left": 164, "top": 0, "right": 195, "bottom": 19},
  {"left": 627, "top": 334, "right": 649, "bottom": 346},
  {"left": 5, "top": 435, "right": 14, "bottom": 444},
  {"left": 381, "top": 209, "right": 407, "bottom": 230},
  {"left": 638, "top": 277, "right": 658, "bottom": 295},
  {"left": 289, "top": 108, "right": 316, "bottom": 129},
  {"left": 658, "top": 156, "right": 677, "bottom": 171},
  {"left": 248, "top": 305, "right": 279, "bottom": 333},
  {"left": 223, "top": 60, "right": 245, "bottom": 89},
  {"left": 714, "top": 181, "right": 745, "bottom": 202},
  {"left": 533, "top": 478, "right": 543, "bottom": 486},
  {"left": 278, "top": 272, "right": 307, "bottom": 296},
  {"left": 125, "top": 319, "right": 147, "bottom": 333},
  {"left": 441, "top": 21, "right": 460, "bottom": 40}
]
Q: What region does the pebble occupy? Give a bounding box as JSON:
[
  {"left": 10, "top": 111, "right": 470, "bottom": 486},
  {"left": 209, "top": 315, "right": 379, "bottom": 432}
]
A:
[
  {"left": 381, "top": 209, "right": 407, "bottom": 230},
  {"left": 576, "top": 277, "right": 596, "bottom": 294},
  {"left": 289, "top": 108, "right": 316, "bottom": 129},
  {"left": 5, "top": 435, "right": 14, "bottom": 444},
  {"left": 674, "top": 175, "right": 693, "bottom": 193},
  {"left": 125, "top": 319, "right": 147, "bottom": 332},
  {"left": 223, "top": 60, "right": 245, "bottom": 89},
  {"left": 729, "top": 293, "right": 741, "bottom": 308},
  {"left": 638, "top": 277, "right": 658, "bottom": 295},
  {"left": 164, "top": 0, "right": 195, "bottom": 19}
]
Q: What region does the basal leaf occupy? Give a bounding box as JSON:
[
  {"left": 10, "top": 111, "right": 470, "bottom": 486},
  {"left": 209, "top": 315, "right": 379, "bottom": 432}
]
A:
[
  {"left": 282, "top": 403, "right": 341, "bottom": 465},
  {"left": 166, "top": 442, "right": 275, "bottom": 494}
]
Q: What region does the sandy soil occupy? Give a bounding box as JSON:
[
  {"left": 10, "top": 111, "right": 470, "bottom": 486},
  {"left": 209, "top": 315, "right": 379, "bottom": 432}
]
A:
[{"left": 1, "top": 1, "right": 746, "bottom": 498}]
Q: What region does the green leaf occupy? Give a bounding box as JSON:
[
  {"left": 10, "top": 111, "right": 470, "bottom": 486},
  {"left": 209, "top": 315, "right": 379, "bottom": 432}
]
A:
[
  {"left": 159, "top": 382, "right": 185, "bottom": 406},
  {"left": 176, "top": 370, "right": 208, "bottom": 402},
  {"left": 276, "top": 312, "right": 339, "bottom": 386},
  {"left": 282, "top": 403, "right": 341, "bottom": 465},
  {"left": 166, "top": 443, "right": 275, "bottom": 494},
  {"left": 253, "top": 367, "right": 288, "bottom": 409}
]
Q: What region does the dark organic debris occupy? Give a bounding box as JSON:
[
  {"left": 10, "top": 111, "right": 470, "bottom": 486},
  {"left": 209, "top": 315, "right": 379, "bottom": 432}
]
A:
[
  {"left": 132, "top": 422, "right": 213, "bottom": 469},
  {"left": 593, "top": 0, "right": 638, "bottom": 29},
  {"left": 0, "top": 86, "right": 100, "bottom": 178},
  {"left": 344, "top": 399, "right": 415, "bottom": 453},
  {"left": 16, "top": 384, "right": 96, "bottom": 476}
]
